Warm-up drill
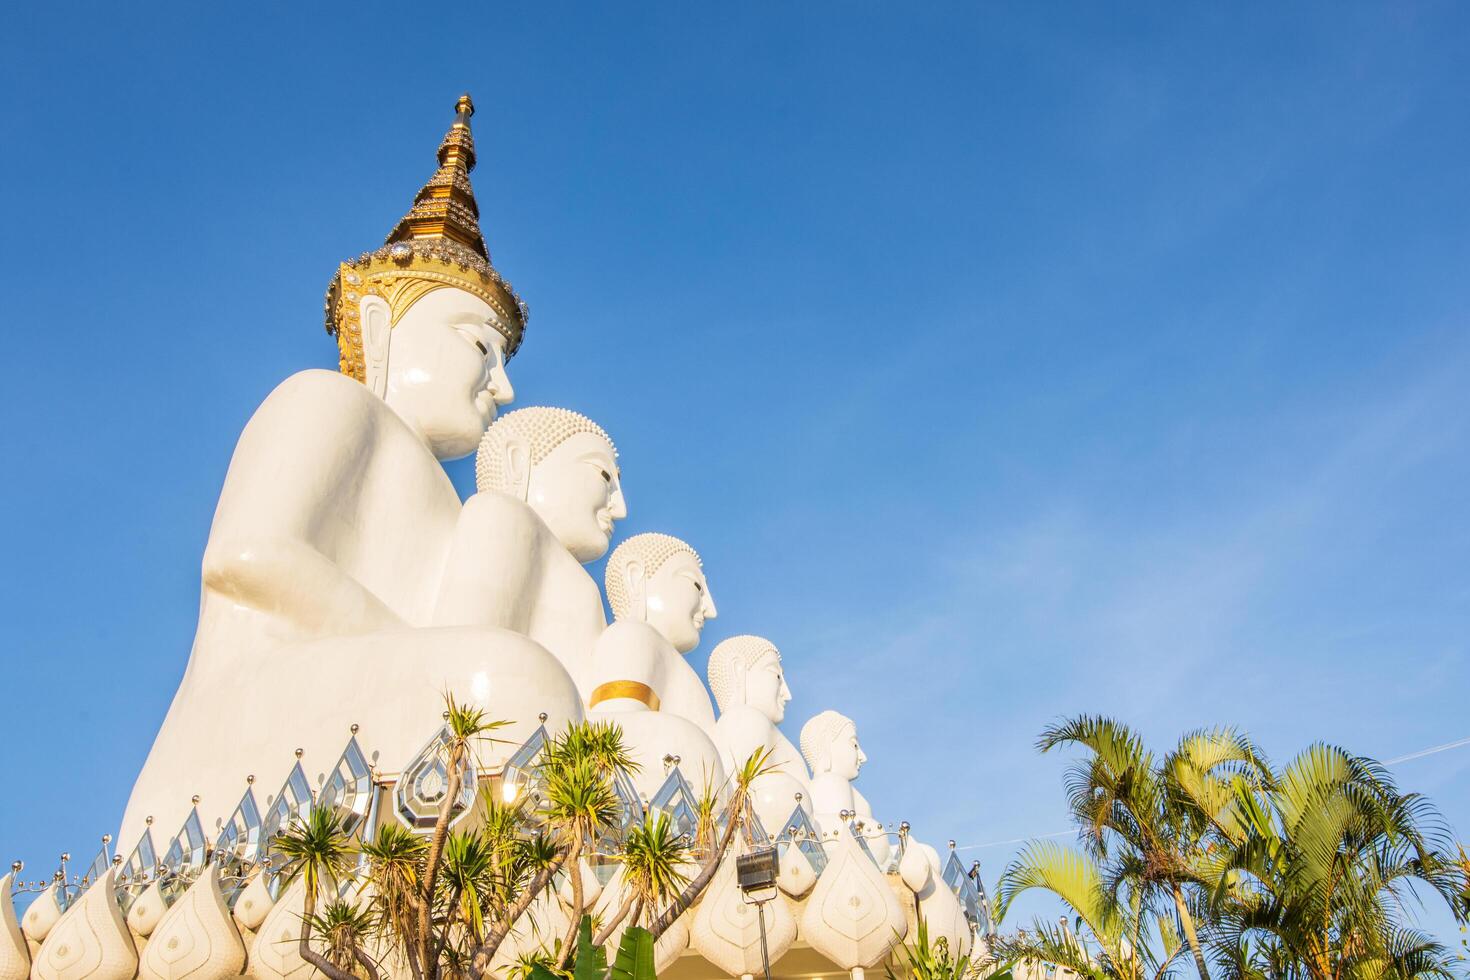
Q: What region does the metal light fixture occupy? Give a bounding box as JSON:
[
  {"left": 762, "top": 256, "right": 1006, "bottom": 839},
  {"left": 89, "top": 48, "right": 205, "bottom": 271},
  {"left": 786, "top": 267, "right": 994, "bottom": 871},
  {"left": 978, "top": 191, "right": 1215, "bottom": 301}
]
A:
[{"left": 736, "top": 846, "right": 780, "bottom": 980}]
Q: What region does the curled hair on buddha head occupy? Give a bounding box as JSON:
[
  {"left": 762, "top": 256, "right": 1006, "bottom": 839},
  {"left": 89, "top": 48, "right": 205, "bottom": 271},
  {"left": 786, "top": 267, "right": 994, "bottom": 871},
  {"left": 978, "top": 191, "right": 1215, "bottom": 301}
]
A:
[
  {"left": 800, "top": 710, "right": 857, "bottom": 776},
  {"left": 707, "top": 635, "right": 781, "bottom": 713},
  {"left": 475, "top": 407, "right": 617, "bottom": 496},
  {"left": 604, "top": 532, "right": 701, "bottom": 622}
]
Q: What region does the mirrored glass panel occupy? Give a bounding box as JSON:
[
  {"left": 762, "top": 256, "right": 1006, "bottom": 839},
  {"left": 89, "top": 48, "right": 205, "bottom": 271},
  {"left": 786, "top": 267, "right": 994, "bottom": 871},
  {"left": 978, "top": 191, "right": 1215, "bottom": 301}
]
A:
[
  {"left": 647, "top": 767, "right": 700, "bottom": 843},
  {"left": 215, "top": 786, "right": 263, "bottom": 906},
  {"left": 499, "top": 725, "right": 548, "bottom": 812},
  {"left": 159, "top": 809, "right": 207, "bottom": 905},
  {"left": 775, "top": 805, "right": 827, "bottom": 876},
  {"left": 261, "top": 761, "right": 314, "bottom": 898},
  {"left": 942, "top": 851, "right": 982, "bottom": 925},
  {"left": 319, "top": 737, "right": 373, "bottom": 837},
  {"left": 114, "top": 830, "right": 158, "bottom": 913},
  {"left": 394, "top": 725, "right": 477, "bottom": 832},
  {"left": 593, "top": 767, "right": 644, "bottom": 856}
]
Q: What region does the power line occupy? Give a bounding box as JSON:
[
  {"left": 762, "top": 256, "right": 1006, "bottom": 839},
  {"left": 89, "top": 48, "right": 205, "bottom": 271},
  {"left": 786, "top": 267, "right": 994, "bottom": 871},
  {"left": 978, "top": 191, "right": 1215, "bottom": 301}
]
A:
[{"left": 954, "top": 734, "right": 1470, "bottom": 853}]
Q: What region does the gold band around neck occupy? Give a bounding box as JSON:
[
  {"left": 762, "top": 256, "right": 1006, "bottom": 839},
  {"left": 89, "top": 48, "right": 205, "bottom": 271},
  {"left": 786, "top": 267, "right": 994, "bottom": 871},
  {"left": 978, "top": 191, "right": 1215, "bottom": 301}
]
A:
[{"left": 588, "top": 681, "right": 661, "bottom": 712}]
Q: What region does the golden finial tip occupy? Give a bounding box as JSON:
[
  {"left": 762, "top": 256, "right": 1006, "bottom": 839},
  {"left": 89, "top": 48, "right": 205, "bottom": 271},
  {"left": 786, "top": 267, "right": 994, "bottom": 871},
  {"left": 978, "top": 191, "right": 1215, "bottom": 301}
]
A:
[{"left": 456, "top": 93, "right": 475, "bottom": 118}]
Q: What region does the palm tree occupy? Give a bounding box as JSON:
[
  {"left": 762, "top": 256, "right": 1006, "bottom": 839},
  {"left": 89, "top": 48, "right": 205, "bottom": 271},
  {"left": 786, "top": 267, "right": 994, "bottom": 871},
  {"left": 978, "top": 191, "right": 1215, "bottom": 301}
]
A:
[
  {"left": 272, "top": 806, "right": 365, "bottom": 980},
  {"left": 466, "top": 720, "right": 635, "bottom": 975},
  {"left": 416, "top": 695, "right": 507, "bottom": 979},
  {"left": 994, "top": 838, "right": 1185, "bottom": 980},
  {"left": 1037, "top": 716, "right": 1271, "bottom": 980},
  {"left": 541, "top": 722, "right": 635, "bottom": 967},
  {"left": 307, "top": 899, "right": 383, "bottom": 979},
  {"left": 1208, "top": 744, "right": 1466, "bottom": 980},
  {"left": 596, "top": 811, "right": 690, "bottom": 944},
  {"left": 359, "top": 823, "right": 428, "bottom": 979},
  {"left": 647, "top": 746, "right": 778, "bottom": 939}
]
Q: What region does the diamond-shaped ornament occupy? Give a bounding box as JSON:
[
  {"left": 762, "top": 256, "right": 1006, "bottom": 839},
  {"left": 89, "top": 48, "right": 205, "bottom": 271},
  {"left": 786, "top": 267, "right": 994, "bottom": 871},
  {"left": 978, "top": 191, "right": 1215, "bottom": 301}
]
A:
[
  {"left": 499, "top": 725, "right": 548, "bottom": 809},
  {"left": 78, "top": 839, "right": 111, "bottom": 897},
  {"left": 319, "top": 736, "right": 374, "bottom": 836},
  {"left": 647, "top": 767, "right": 700, "bottom": 842},
  {"left": 775, "top": 805, "right": 827, "bottom": 876},
  {"left": 114, "top": 830, "right": 158, "bottom": 913},
  {"left": 593, "top": 767, "right": 644, "bottom": 856},
  {"left": 394, "top": 725, "right": 477, "bottom": 832},
  {"left": 943, "top": 850, "right": 982, "bottom": 923},
  {"left": 214, "top": 785, "right": 263, "bottom": 906},
  {"left": 159, "top": 809, "right": 207, "bottom": 905},
  {"left": 261, "top": 760, "right": 314, "bottom": 897}
]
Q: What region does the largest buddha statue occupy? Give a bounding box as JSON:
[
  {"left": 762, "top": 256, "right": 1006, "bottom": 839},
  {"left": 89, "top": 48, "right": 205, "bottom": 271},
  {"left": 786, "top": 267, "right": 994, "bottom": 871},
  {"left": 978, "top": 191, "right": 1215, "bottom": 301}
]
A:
[{"left": 121, "top": 97, "right": 585, "bottom": 847}]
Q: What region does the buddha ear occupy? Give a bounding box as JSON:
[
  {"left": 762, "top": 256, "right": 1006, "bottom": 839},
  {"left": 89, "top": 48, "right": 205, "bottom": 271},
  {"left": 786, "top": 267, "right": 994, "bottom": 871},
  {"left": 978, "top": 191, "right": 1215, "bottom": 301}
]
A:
[
  {"left": 732, "top": 658, "right": 749, "bottom": 706},
  {"left": 624, "top": 559, "right": 647, "bottom": 621},
  {"left": 360, "top": 295, "right": 392, "bottom": 400},
  {"left": 502, "top": 434, "right": 531, "bottom": 501}
]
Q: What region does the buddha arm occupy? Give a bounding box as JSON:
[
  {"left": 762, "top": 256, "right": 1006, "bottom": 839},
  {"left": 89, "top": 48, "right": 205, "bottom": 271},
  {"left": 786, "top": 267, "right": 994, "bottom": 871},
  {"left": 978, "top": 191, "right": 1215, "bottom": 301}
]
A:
[
  {"left": 203, "top": 535, "right": 404, "bottom": 636},
  {"left": 430, "top": 492, "right": 539, "bottom": 630},
  {"left": 199, "top": 370, "right": 406, "bottom": 637}
]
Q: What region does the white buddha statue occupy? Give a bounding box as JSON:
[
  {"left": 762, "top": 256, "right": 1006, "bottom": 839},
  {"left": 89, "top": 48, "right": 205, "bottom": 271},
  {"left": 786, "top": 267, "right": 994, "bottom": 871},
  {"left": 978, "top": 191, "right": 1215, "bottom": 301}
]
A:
[
  {"left": 707, "top": 636, "right": 813, "bottom": 832},
  {"left": 583, "top": 533, "right": 724, "bottom": 798},
  {"left": 121, "top": 96, "right": 583, "bottom": 848},
  {"left": 800, "top": 711, "right": 892, "bottom": 865},
  {"left": 431, "top": 407, "right": 627, "bottom": 683}
]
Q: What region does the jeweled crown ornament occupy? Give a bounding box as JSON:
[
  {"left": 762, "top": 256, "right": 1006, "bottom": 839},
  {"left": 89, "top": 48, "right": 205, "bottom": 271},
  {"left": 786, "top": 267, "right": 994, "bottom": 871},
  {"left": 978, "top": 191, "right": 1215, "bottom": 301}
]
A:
[{"left": 325, "top": 93, "right": 527, "bottom": 382}]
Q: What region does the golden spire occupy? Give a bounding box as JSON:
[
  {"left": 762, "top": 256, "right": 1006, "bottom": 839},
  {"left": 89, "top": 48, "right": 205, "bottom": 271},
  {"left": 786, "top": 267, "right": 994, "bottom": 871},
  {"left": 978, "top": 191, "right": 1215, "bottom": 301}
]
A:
[
  {"left": 325, "top": 94, "right": 526, "bottom": 382},
  {"left": 385, "top": 93, "right": 488, "bottom": 259}
]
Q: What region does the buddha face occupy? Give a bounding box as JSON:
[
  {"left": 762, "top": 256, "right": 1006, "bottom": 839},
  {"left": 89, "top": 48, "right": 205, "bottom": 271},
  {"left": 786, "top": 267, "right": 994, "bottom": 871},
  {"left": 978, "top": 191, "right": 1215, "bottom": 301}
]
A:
[
  {"left": 645, "top": 552, "right": 717, "bottom": 654},
  {"left": 746, "top": 651, "right": 792, "bottom": 724},
  {"left": 377, "top": 287, "right": 515, "bottom": 459},
  {"left": 526, "top": 431, "right": 628, "bottom": 562},
  {"left": 826, "top": 725, "right": 866, "bottom": 781}
]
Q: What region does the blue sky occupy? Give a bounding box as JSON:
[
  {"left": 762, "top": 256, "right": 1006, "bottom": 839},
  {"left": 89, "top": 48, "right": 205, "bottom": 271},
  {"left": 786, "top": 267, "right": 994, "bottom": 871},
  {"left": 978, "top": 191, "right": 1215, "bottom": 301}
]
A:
[{"left": 3, "top": 0, "right": 1468, "bottom": 941}]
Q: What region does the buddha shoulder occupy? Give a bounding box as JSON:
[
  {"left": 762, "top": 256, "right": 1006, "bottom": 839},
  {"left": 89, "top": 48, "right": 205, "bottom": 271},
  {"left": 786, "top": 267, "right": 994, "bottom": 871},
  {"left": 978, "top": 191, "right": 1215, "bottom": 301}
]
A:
[
  {"left": 243, "top": 369, "right": 386, "bottom": 441},
  {"left": 586, "top": 619, "right": 668, "bottom": 684},
  {"left": 594, "top": 618, "right": 667, "bottom": 654},
  {"left": 451, "top": 490, "right": 553, "bottom": 561},
  {"left": 712, "top": 704, "right": 778, "bottom": 749}
]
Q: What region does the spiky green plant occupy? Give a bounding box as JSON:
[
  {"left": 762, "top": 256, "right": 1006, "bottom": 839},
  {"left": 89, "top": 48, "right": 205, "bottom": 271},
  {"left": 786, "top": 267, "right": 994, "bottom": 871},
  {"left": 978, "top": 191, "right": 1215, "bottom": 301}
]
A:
[
  {"left": 306, "top": 899, "right": 383, "bottom": 980},
  {"left": 272, "top": 807, "right": 361, "bottom": 980},
  {"left": 360, "top": 822, "right": 427, "bottom": 971},
  {"left": 596, "top": 812, "right": 690, "bottom": 944},
  {"left": 647, "top": 746, "right": 778, "bottom": 939},
  {"left": 888, "top": 916, "right": 985, "bottom": 980}
]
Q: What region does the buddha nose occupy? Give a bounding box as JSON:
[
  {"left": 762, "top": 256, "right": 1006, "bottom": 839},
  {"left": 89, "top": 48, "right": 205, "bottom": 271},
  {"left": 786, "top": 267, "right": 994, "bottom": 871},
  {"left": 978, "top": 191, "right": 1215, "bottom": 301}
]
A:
[
  {"left": 488, "top": 361, "right": 514, "bottom": 406},
  {"left": 702, "top": 588, "right": 718, "bottom": 620},
  {"left": 780, "top": 680, "right": 792, "bottom": 704},
  {"left": 609, "top": 486, "right": 628, "bottom": 520},
  {"left": 857, "top": 745, "right": 868, "bottom": 765}
]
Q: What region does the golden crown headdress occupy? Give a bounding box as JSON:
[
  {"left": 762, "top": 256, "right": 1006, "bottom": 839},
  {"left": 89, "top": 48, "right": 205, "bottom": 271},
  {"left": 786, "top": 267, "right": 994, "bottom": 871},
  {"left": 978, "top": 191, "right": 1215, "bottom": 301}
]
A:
[{"left": 324, "top": 94, "right": 527, "bottom": 381}]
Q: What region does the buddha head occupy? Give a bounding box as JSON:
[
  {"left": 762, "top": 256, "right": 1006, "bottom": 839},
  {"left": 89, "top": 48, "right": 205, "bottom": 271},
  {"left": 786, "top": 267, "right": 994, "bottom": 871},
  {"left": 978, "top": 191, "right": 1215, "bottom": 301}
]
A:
[
  {"left": 605, "top": 533, "right": 717, "bottom": 654},
  {"left": 800, "top": 710, "right": 867, "bottom": 782},
  {"left": 708, "top": 635, "right": 791, "bottom": 723},
  {"left": 325, "top": 95, "right": 527, "bottom": 460},
  {"left": 476, "top": 407, "right": 628, "bottom": 562}
]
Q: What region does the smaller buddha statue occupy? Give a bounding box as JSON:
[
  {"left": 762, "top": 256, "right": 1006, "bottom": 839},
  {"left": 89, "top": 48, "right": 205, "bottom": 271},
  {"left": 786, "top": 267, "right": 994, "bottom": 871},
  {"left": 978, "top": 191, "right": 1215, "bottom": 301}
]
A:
[
  {"left": 583, "top": 533, "right": 724, "bottom": 797},
  {"left": 432, "top": 407, "right": 627, "bottom": 683},
  {"left": 800, "top": 711, "right": 892, "bottom": 865},
  {"left": 707, "top": 636, "right": 812, "bottom": 832}
]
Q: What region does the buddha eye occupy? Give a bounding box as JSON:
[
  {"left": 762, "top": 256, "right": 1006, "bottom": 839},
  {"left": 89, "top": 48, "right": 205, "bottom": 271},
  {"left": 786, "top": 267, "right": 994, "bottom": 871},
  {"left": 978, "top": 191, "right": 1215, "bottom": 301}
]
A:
[
  {"left": 454, "top": 325, "right": 490, "bottom": 357},
  {"left": 601, "top": 470, "right": 612, "bottom": 483},
  {"left": 694, "top": 581, "right": 704, "bottom": 594}
]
